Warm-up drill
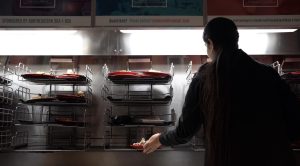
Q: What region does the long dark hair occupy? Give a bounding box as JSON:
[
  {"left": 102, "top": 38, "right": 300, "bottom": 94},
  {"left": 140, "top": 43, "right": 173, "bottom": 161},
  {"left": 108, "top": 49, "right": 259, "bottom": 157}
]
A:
[{"left": 201, "top": 17, "right": 239, "bottom": 166}]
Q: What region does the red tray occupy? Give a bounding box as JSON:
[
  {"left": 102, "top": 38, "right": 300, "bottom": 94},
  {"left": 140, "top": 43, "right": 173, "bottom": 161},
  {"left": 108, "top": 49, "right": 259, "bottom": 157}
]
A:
[
  {"left": 141, "top": 71, "right": 171, "bottom": 79},
  {"left": 55, "top": 118, "right": 84, "bottom": 127},
  {"left": 290, "top": 71, "right": 300, "bottom": 75},
  {"left": 21, "top": 73, "right": 56, "bottom": 79},
  {"left": 56, "top": 94, "right": 86, "bottom": 103},
  {"left": 22, "top": 97, "right": 56, "bottom": 103},
  {"left": 56, "top": 74, "right": 87, "bottom": 81},
  {"left": 108, "top": 71, "right": 140, "bottom": 77}
]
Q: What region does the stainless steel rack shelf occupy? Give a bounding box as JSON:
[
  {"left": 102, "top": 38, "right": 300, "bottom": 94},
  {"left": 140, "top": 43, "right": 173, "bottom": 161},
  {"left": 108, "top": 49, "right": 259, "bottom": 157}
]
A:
[
  {"left": 15, "top": 123, "right": 86, "bottom": 128},
  {"left": 106, "top": 123, "right": 174, "bottom": 128},
  {"left": 19, "top": 79, "right": 92, "bottom": 85},
  {"left": 106, "top": 97, "right": 172, "bottom": 106},
  {"left": 107, "top": 78, "right": 172, "bottom": 85},
  {"left": 13, "top": 62, "right": 93, "bottom": 151},
  {"left": 0, "top": 65, "right": 14, "bottom": 86},
  {"left": 0, "top": 130, "right": 12, "bottom": 151},
  {"left": 19, "top": 102, "right": 90, "bottom": 107},
  {"left": 282, "top": 78, "right": 300, "bottom": 84},
  {"left": 0, "top": 76, "right": 12, "bottom": 86},
  {"left": 15, "top": 106, "right": 88, "bottom": 128},
  {"left": 102, "top": 83, "right": 173, "bottom": 106},
  {"left": 16, "top": 85, "right": 93, "bottom": 107},
  {"left": 16, "top": 63, "right": 93, "bottom": 86},
  {"left": 0, "top": 86, "right": 14, "bottom": 105},
  {"left": 0, "top": 108, "right": 14, "bottom": 128},
  {"left": 0, "top": 65, "right": 15, "bottom": 152},
  {"left": 12, "top": 131, "right": 28, "bottom": 149},
  {"left": 102, "top": 63, "right": 174, "bottom": 85},
  {"left": 102, "top": 61, "right": 175, "bottom": 150}
]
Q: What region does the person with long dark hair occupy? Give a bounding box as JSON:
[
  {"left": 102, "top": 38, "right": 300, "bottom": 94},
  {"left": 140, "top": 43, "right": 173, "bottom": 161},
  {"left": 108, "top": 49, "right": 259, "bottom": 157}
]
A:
[{"left": 143, "top": 17, "right": 300, "bottom": 166}]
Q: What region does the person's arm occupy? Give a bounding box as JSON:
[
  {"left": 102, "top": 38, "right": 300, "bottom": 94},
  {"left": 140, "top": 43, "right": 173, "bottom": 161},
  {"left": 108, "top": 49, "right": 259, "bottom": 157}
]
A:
[
  {"left": 269, "top": 67, "right": 300, "bottom": 141},
  {"left": 277, "top": 76, "right": 300, "bottom": 141},
  {"left": 159, "top": 76, "right": 203, "bottom": 146},
  {"left": 143, "top": 76, "right": 204, "bottom": 154}
]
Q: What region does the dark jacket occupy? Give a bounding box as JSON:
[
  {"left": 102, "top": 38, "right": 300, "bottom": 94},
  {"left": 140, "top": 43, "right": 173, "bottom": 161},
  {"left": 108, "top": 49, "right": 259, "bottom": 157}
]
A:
[{"left": 160, "top": 49, "right": 300, "bottom": 166}]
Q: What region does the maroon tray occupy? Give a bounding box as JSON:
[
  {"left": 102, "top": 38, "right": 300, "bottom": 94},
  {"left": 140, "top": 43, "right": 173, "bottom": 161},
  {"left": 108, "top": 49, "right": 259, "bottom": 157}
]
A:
[
  {"left": 21, "top": 73, "right": 56, "bottom": 79},
  {"left": 108, "top": 71, "right": 140, "bottom": 79},
  {"left": 22, "top": 97, "right": 56, "bottom": 103},
  {"left": 55, "top": 74, "right": 87, "bottom": 81},
  {"left": 141, "top": 71, "right": 171, "bottom": 79},
  {"left": 55, "top": 118, "right": 84, "bottom": 127},
  {"left": 56, "top": 94, "right": 86, "bottom": 103}
]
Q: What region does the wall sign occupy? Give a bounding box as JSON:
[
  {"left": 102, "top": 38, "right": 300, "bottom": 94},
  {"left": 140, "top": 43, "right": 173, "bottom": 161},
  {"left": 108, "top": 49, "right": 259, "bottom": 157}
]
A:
[
  {"left": 207, "top": 0, "right": 300, "bottom": 27},
  {"left": 95, "top": 0, "right": 204, "bottom": 27},
  {"left": 0, "top": 0, "right": 91, "bottom": 27}
]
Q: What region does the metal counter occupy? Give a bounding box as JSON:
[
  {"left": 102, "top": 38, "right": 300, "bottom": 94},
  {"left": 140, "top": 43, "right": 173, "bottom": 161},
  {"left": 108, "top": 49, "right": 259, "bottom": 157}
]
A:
[{"left": 0, "top": 150, "right": 204, "bottom": 166}]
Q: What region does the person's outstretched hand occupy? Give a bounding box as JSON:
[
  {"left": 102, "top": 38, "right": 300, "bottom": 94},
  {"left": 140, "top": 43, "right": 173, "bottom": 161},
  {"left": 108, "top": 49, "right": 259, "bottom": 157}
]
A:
[{"left": 143, "top": 133, "right": 162, "bottom": 154}]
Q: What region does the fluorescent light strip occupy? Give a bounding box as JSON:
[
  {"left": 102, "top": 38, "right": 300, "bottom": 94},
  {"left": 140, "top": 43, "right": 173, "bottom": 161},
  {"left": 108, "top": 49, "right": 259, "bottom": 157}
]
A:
[
  {"left": 120, "top": 29, "right": 297, "bottom": 34},
  {"left": 239, "top": 29, "right": 297, "bottom": 33},
  {"left": 0, "top": 30, "right": 84, "bottom": 55}
]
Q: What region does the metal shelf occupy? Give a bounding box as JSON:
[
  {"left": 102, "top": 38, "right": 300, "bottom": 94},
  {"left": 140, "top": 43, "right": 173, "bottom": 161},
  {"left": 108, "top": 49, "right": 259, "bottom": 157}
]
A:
[
  {"left": 0, "top": 65, "right": 14, "bottom": 86},
  {"left": 106, "top": 96, "right": 172, "bottom": 106},
  {"left": 0, "top": 76, "right": 12, "bottom": 86},
  {"left": 19, "top": 101, "right": 90, "bottom": 107},
  {"left": 108, "top": 79, "right": 172, "bottom": 85},
  {"left": 0, "top": 86, "right": 14, "bottom": 105},
  {"left": 105, "top": 108, "right": 176, "bottom": 127},
  {"left": 16, "top": 86, "right": 93, "bottom": 107},
  {"left": 282, "top": 78, "right": 300, "bottom": 84},
  {"left": 102, "top": 63, "right": 174, "bottom": 85},
  {"left": 20, "top": 78, "right": 91, "bottom": 85},
  {"left": 0, "top": 130, "right": 12, "bottom": 151},
  {"left": 12, "top": 131, "right": 28, "bottom": 149},
  {"left": 15, "top": 123, "right": 86, "bottom": 128},
  {"left": 106, "top": 123, "right": 175, "bottom": 128},
  {"left": 12, "top": 62, "right": 92, "bottom": 151},
  {"left": 102, "top": 62, "right": 175, "bottom": 150},
  {"left": 0, "top": 108, "right": 14, "bottom": 128},
  {"left": 102, "top": 83, "right": 173, "bottom": 106},
  {"left": 16, "top": 63, "right": 93, "bottom": 86},
  {"left": 15, "top": 106, "right": 88, "bottom": 128}
]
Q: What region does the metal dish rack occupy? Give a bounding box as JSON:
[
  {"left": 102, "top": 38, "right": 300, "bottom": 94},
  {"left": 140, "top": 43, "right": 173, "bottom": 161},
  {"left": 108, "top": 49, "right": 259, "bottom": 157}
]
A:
[
  {"left": 274, "top": 59, "right": 300, "bottom": 98},
  {"left": 13, "top": 62, "right": 93, "bottom": 151},
  {"left": 102, "top": 62, "right": 174, "bottom": 106},
  {"left": 105, "top": 108, "right": 176, "bottom": 127},
  {"left": 0, "top": 86, "right": 14, "bottom": 106},
  {"left": 48, "top": 127, "right": 91, "bottom": 150},
  {"left": 12, "top": 131, "right": 28, "bottom": 149},
  {"left": 102, "top": 62, "right": 176, "bottom": 150},
  {"left": 0, "top": 65, "right": 15, "bottom": 152},
  {"left": 0, "top": 130, "right": 12, "bottom": 151},
  {"left": 0, "top": 65, "right": 13, "bottom": 86},
  {"left": 272, "top": 59, "right": 300, "bottom": 149},
  {"left": 102, "top": 84, "right": 173, "bottom": 106},
  {"left": 0, "top": 108, "right": 14, "bottom": 151},
  {"left": 14, "top": 105, "right": 88, "bottom": 128},
  {"left": 16, "top": 63, "right": 92, "bottom": 85},
  {"left": 15, "top": 86, "right": 93, "bottom": 107},
  {"left": 186, "top": 61, "right": 194, "bottom": 85},
  {"left": 0, "top": 108, "right": 14, "bottom": 128}
]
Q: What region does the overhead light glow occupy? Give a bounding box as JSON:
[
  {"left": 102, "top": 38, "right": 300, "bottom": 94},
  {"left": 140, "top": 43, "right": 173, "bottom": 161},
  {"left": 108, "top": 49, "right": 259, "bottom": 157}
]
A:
[
  {"left": 0, "top": 30, "right": 84, "bottom": 55},
  {"left": 120, "top": 28, "right": 297, "bottom": 34},
  {"left": 239, "top": 29, "right": 297, "bottom": 33},
  {"left": 126, "top": 30, "right": 204, "bottom": 55},
  {"left": 121, "top": 28, "right": 296, "bottom": 55}
]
